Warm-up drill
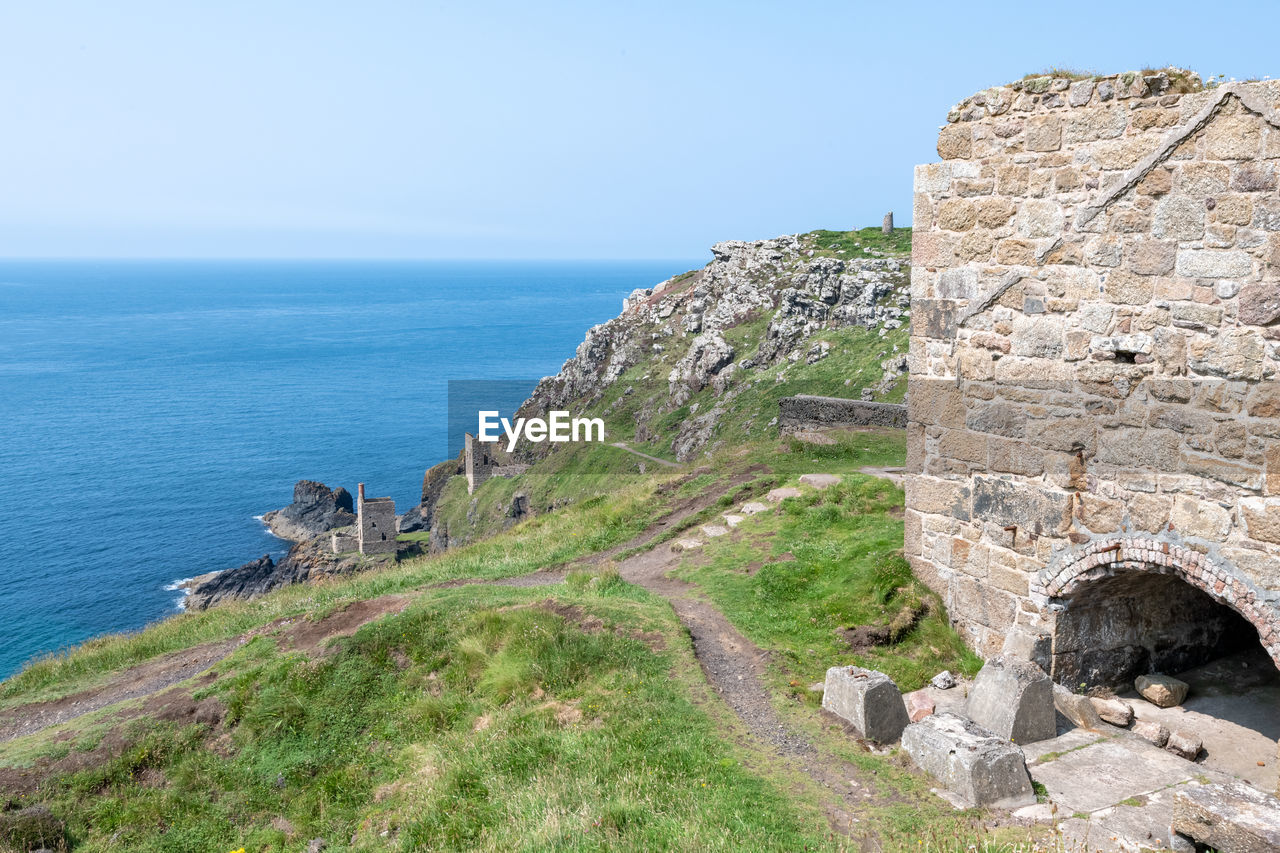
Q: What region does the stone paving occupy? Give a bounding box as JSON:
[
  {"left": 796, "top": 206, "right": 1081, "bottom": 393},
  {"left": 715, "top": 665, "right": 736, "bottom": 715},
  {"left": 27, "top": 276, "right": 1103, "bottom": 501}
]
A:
[{"left": 915, "top": 649, "right": 1278, "bottom": 852}]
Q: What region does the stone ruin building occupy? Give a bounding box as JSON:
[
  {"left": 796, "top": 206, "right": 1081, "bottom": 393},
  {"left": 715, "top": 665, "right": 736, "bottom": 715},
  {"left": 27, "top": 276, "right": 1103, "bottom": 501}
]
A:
[
  {"left": 906, "top": 73, "right": 1280, "bottom": 690},
  {"left": 463, "top": 432, "right": 530, "bottom": 494},
  {"left": 332, "top": 482, "right": 397, "bottom": 555}
]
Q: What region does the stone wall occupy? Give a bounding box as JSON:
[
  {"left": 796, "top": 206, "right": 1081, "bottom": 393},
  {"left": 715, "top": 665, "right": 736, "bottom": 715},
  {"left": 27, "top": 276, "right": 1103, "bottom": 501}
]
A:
[
  {"left": 907, "top": 71, "right": 1280, "bottom": 684},
  {"left": 463, "top": 432, "right": 528, "bottom": 494},
  {"left": 779, "top": 395, "right": 907, "bottom": 432},
  {"left": 356, "top": 483, "right": 397, "bottom": 556}
]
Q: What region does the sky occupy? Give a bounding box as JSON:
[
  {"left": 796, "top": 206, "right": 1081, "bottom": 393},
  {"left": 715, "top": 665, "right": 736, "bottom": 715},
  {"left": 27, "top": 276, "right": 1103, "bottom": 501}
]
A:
[{"left": 1, "top": 0, "right": 1277, "bottom": 259}]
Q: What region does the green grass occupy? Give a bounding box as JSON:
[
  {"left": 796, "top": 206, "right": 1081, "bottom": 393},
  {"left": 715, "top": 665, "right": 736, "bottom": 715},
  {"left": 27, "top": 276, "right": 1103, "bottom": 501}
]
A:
[
  {"left": 805, "top": 227, "right": 912, "bottom": 259},
  {"left": 0, "top": 477, "right": 666, "bottom": 711},
  {"left": 20, "top": 583, "right": 843, "bottom": 852},
  {"left": 673, "top": 441, "right": 981, "bottom": 692}
]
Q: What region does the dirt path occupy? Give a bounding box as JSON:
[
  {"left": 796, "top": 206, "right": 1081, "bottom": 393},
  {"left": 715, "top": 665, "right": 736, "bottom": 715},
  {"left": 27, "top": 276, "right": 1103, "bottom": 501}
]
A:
[
  {"left": 0, "top": 594, "right": 414, "bottom": 747},
  {"left": 614, "top": 540, "right": 878, "bottom": 841},
  {"left": 0, "top": 640, "right": 239, "bottom": 745},
  {"left": 611, "top": 441, "right": 681, "bottom": 468}
]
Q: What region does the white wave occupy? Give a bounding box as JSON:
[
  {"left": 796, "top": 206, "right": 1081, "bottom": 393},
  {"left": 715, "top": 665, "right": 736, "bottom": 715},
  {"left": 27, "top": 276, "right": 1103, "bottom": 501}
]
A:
[{"left": 164, "top": 577, "right": 194, "bottom": 592}]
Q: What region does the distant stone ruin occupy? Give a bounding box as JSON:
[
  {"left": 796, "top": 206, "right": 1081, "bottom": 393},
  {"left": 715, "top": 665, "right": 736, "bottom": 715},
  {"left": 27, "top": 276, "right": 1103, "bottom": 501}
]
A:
[
  {"left": 779, "top": 395, "right": 906, "bottom": 433},
  {"left": 332, "top": 483, "right": 396, "bottom": 555},
  {"left": 906, "top": 72, "right": 1280, "bottom": 688},
  {"left": 463, "top": 432, "right": 529, "bottom": 494}
]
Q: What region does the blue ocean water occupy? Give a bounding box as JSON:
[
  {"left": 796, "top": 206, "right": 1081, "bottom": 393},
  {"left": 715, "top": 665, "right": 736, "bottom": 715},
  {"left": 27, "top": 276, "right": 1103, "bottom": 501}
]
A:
[{"left": 0, "top": 259, "right": 692, "bottom": 680}]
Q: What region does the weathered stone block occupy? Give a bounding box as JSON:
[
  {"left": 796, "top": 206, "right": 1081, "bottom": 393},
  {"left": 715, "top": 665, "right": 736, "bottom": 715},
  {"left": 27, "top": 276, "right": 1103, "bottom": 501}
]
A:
[
  {"left": 1136, "top": 673, "right": 1189, "bottom": 707},
  {"left": 1133, "top": 720, "right": 1170, "bottom": 747},
  {"left": 905, "top": 689, "right": 935, "bottom": 722},
  {"left": 1025, "top": 115, "right": 1062, "bottom": 152},
  {"left": 1203, "top": 114, "right": 1262, "bottom": 160},
  {"left": 1170, "top": 494, "right": 1232, "bottom": 541},
  {"left": 938, "top": 198, "right": 976, "bottom": 232},
  {"left": 1017, "top": 200, "right": 1064, "bottom": 239},
  {"left": 911, "top": 299, "right": 957, "bottom": 339},
  {"left": 1242, "top": 499, "right": 1280, "bottom": 545},
  {"left": 1171, "top": 781, "right": 1280, "bottom": 853},
  {"left": 901, "top": 713, "right": 1036, "bottom": 808},
  {"left": 1090, "top": 696, "right": 1134, "bottom": 726},
  {"left": 971, "top": 476, "right": 1071, "bottom": 534},
  {"left": 1165, "top": 729, "right": 1202, "bottom": 761},
  {"left": 1104, "top": 269, "right": 1154, "bottom": 305},
  {"left": 1052, "top": 683, "right": 1102, "bottom": 731},
  {"left": 938, "top": 125, "right": 973, "bottom": 160},
  {"left": 821, "top": 666, "right": 909, "bottom": 743},
  {"left": 1175, "top": 249, "right": 1253, "bottom": 279},
  {"left": 1125, "top": 239, "right": 1176, "bottom": 276},
  {"left": 965, "top": 656, "right": 1056, "bottom": 744},
  {"left": 1239, "top": 283, "right": 1280, "bottom": 326}
]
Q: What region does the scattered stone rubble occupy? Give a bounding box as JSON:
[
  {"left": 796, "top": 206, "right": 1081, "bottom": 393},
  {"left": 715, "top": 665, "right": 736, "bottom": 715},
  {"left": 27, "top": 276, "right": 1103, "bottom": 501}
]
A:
[{"left": 1136, "top": 673, "right": 1190, "bottom": 708}]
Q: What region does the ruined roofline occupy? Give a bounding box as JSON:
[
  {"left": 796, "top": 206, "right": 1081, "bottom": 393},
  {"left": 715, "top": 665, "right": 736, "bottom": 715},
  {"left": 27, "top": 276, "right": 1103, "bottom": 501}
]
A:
[{"left": 946, "top": 69, "right": 1208, "bottom": 123}]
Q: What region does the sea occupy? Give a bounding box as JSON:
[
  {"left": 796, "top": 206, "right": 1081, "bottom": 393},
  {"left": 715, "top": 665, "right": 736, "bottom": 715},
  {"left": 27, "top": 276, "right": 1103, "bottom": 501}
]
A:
[{"left": 0, "top": 259, "right": 693, "bottom": 680}]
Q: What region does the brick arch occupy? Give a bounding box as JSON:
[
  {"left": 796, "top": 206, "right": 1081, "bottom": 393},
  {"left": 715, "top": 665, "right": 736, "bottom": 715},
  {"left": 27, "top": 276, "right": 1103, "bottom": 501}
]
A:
[{"left": 1039, "top": 537, "right": 1280, "bottom": 669}]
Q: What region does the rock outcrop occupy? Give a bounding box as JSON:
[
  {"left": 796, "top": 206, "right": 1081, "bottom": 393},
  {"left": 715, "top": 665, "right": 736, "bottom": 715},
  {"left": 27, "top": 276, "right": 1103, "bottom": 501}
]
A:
[
  {"left": 518, "top": 233, "right": 909, "bottom": 462},
  {"left": 261, "top": 480, "right": 356, "bottom": 542}
]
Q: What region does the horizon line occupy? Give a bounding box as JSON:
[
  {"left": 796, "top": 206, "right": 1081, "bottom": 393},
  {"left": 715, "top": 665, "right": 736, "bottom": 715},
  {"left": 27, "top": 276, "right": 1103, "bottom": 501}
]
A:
[{"left": 0, "top": 255, "right": 710, "bottom": 264}]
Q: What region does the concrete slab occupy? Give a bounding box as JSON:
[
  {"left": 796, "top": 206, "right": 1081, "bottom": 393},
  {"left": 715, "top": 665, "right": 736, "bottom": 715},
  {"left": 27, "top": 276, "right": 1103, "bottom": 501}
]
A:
[
  {"left": 1122, "top": 648, "right": 1280, "bottom": 792},
  {"left": 722, "top": 514, "right": 743, "bottom": 528},
  {"left": 1029, "top": 736, "right": 1200, "bottom": 814},
  {"left": 700, "top": 524, "right": 728, "bottom": 538}
]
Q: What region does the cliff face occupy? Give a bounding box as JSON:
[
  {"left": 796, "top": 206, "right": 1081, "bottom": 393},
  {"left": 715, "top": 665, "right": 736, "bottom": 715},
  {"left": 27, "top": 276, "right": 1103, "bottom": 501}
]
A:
[{"left": 518, "top": 230, "right": 910, "bottom": 461}]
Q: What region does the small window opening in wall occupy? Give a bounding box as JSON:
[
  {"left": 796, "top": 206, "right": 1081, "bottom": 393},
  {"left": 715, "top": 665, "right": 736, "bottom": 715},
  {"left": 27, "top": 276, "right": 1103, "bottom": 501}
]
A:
[{"left": 1114, "top": 350, "right": 1138, "bottom": 364}]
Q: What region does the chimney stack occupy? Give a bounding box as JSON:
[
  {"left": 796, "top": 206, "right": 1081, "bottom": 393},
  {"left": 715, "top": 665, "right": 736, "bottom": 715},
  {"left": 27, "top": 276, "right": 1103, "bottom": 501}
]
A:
[{"left": 882, "top": 212, "right": 894, "bottom": 235}]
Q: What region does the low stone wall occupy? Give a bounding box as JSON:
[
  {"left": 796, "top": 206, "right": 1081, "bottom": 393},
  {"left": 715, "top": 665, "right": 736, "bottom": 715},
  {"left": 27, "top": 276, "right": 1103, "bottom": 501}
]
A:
[{"left": 779, "top": 395, "right": 907, "bottom": 432}]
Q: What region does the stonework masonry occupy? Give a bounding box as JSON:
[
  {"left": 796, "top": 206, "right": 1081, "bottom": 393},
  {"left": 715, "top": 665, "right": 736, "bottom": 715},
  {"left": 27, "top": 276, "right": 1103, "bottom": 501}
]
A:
[
  {"left": 356, "top": 483, "right": 397, "bottom": 555},
  {"left": 463, "top": 432, "right": 529, "bottom": 494},
  {"left": 907, "top": 72, "right": 1280, "bottom": 686},
  {"left": 779, "top": 395, "right": 907, "bottom": 432}
]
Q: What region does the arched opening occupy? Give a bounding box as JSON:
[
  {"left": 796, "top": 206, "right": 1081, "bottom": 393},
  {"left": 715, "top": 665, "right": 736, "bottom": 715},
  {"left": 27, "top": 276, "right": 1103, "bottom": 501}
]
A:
[
  {"left": 1052, "top": 570, "right": 1264, "bottom": 691},
  {"left": 1044, "top": 541, "right": 1280, "bottom": 791}
]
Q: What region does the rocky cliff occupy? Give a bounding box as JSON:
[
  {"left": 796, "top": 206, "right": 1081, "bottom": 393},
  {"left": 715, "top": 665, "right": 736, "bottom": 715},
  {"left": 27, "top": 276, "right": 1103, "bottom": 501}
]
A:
[
  {"left": 261, "top": 480, "right": 356, "bottom": 542},
  {"left": 518, "top": 230, "right": 910, "bottom": 462}
]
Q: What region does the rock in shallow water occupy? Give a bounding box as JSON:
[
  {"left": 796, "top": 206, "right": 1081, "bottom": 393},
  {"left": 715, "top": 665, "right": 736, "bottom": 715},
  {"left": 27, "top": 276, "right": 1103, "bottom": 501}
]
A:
[{"left": 261, "top": 480, "right": 357, "bottom": 542}]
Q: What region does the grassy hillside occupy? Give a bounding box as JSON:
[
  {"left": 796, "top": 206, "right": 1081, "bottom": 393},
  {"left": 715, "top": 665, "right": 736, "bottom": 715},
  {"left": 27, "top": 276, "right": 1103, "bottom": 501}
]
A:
[{"left": 0, "top": 227, "right": 1061, "bottom": 852}]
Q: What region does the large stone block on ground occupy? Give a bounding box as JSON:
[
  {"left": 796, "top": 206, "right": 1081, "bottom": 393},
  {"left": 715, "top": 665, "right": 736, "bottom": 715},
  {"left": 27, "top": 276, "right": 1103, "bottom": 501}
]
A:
[
  {"left": 901, "top": 712, "right": 1036, "bottom": 808},
  {"left": 1136, "top": 673, "right": 1189, "bottom": 708},
  {"left": 1171, "top": 781, "right": 1280, "bottom": 853},
  {"left": 1052, "top": 683, "right": 1102, "bottom": 730},
  {"left": 965, "top": 656, "right": 1056, "bottom": 744},
  {"left": 821, "top": 665, "right": 910, "bottom": 743}
]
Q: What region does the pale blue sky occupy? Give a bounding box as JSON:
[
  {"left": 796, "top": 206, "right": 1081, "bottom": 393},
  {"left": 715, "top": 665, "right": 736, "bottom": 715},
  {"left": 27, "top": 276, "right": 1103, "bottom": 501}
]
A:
[{"left": 1, "top": 1, "right": 1276, "bottom": 259}]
